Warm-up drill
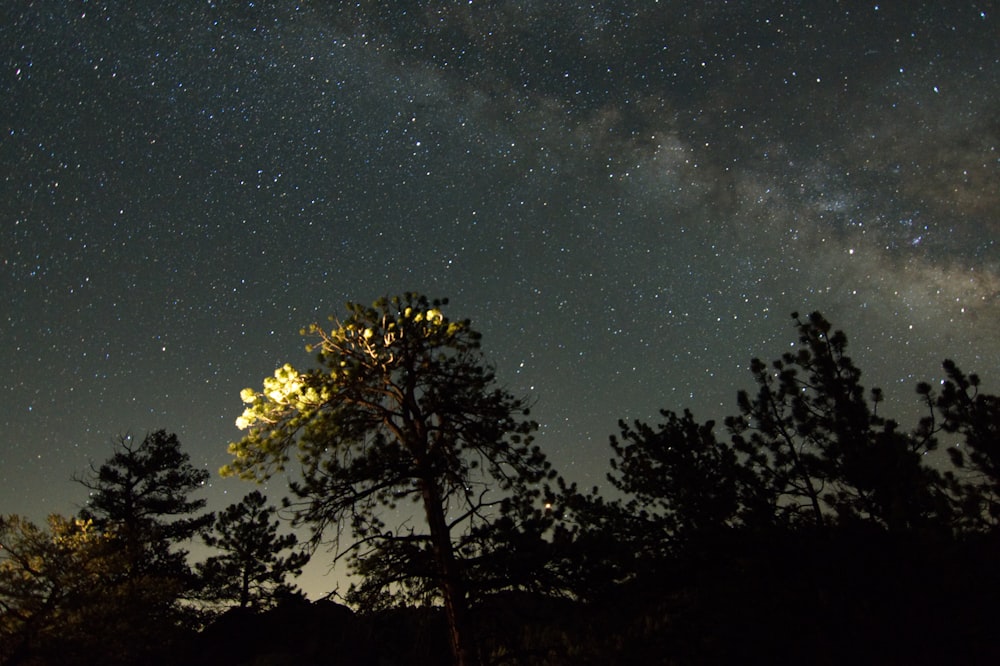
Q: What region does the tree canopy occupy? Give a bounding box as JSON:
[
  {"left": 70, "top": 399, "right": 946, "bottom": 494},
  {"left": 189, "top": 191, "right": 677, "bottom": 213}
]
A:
[
  {"left": 0, "top": 515, "right": 121, "bottom": 665},
  {"left": 723, "top": 312, "right": 947, "bottom": 532},
  {"left": 197, "top": 490, "right": 309, "bottom": 610},
  {"left": 224, "top": 293, "right": 554, "bottom": 666},
  {"left": 77, "top": 430, "right": 213, "bottom": 579}
]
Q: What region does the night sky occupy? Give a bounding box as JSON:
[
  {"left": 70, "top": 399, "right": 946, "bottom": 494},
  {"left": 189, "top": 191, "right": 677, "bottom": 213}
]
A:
[{"left": 2, "top": 2, "right": 997, "bottom": 595}]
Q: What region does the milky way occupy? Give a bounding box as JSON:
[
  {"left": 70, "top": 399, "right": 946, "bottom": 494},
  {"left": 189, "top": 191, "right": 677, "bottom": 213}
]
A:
[{"left": 2, "top": 2, "right": 997, "bottom": 593}]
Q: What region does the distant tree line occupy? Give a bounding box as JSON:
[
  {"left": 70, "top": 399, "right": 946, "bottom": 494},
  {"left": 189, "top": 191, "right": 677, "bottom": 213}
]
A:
[{"left": 2, "top": 296, "right": 997, "bottom": 665}]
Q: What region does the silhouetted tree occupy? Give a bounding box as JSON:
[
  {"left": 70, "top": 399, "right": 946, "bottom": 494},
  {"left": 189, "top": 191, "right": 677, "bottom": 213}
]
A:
[
  {"left": 341, "top": 489, "right": 564, "bottom": 610},
  {"left": 344, "top": 469, "right": 566, "bottom": 611},
  {"left": 197, "top": 491, "right": 309, "bottom": 610},
  {"left": 224, "top": 293, "right": 553, "bottom": 666},
  {"left": 78, "top": 430, "right": 212, "bottom": 579},
  {"left": 459, "top": 486, "right": 566, "bottom": 601},
  {"left": 74, "top": 430, "right": 212, "bottom": 659},
  {"left": 538, "top": 478, "right": 644, "bottom": 601},
  {"left": 608, "top": 409, "right": 742, "bottom": 556},
  {"left": 725, "top": 312, "right": 945, "bottom": 531},
  {"left": 919, "top": 359, "right": 1000, "bottom": 529},
  {"left": 577, "top": 312, "right": 988, "bottom": 664}
]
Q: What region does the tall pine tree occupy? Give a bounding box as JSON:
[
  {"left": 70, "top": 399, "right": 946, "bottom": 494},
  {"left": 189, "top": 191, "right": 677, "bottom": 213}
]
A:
[
  {"left": 76, "top": 430, "right": 212, "bottom": 640},
  {"left": 225, "top": 293, "right": 553, "bottom": 666}
]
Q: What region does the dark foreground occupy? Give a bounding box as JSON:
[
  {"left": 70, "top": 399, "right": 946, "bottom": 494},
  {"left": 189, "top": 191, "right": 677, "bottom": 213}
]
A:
[{"left": 176, "top": 532, "right": 997, "bottom": 666}]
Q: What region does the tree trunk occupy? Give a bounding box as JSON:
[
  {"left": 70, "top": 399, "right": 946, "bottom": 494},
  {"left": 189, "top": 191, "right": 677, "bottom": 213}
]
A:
[
  {"left": 419, "top": 476, "right": 477, "bottom": 666},
  {"left": 240, "top": 568, "right": 251, "bottom": 608}
]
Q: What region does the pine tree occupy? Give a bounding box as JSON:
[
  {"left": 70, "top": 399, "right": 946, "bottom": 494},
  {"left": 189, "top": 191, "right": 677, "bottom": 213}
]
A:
[
  {"left": 75, "top": 429, "right": 212, "bottom": 650},
  {"left": 78, "top": 430, "right": 212, "bottom": 578},
  {"left": 224, "top": 293, "right": 553, "bottom": 666},
  {"left": 725, "top": 312, "right": 945, "bottom": 531},
  {"left": 198, "top": 490, "right": 309, "bottom": 610},
  {"left": 919, "top": 360, "right": 1000, "bottom": 528},
  {"left": 608, "top": 409, "right": 743, "bottom": 555}
]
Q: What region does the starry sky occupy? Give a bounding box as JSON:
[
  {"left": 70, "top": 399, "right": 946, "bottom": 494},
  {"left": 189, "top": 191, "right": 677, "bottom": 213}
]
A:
[{"left": 2, "top": 2, "right": 997, "bottom": 594}]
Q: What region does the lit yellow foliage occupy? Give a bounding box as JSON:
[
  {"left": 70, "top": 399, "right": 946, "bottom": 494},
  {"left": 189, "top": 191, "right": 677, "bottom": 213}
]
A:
[
  {"left": 223, "top": 293, "right": 481, "bottom": 482},
  {"left": 235, "top": 363, "right": 305, "bottom": 431}
]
